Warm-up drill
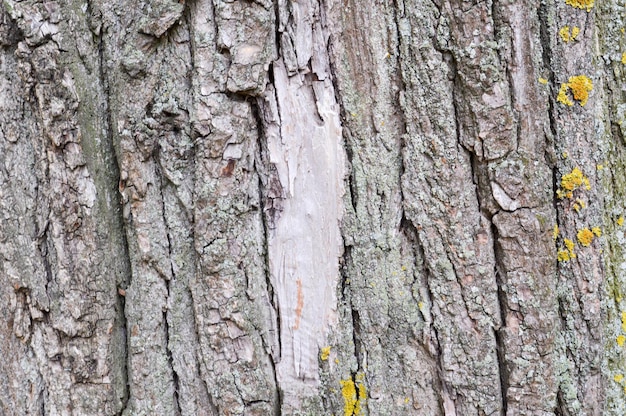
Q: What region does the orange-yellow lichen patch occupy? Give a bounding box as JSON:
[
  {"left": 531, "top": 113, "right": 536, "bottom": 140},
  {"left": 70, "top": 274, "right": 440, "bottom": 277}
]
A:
[
  {"left": 621, "top": 52, "right": 626, "bottom": 64},
  {"left": 553, "top": 224, "right": 560, "bottom": 240},
  {"left": 617, "top": 216, "right": 625, "bottom": 226},
  {"left": 557, "top": 167, "right": 590, "bottom": 199},
  {"left": 592, "top": 227, "right": 602, "bottom": 237},
  {"left": 320, "top": 346, "right": 331, "bottom": 361},
  {"left": 622, "top": 311, "right": 626, "bottom": 332},
  {"left": 569, "top": 75, "right": 593, "bottom": 106},
  {"left": 618, "top": 335, "right": 626, "bottom": 347},
  {"left": 538, "top": 77, "right": 548, "bottom": 84},
  {"left": 557, "top": 76, "right": 593, "bottom": 107},
  {"left": 565, "top": 0, "right": 594, "bottom": 11},
  {"left": 577, "top": 228, "right": 594, "bottom": 247},
  {"left": 615, "top": 374, "right": 624, "bottom": 383}
]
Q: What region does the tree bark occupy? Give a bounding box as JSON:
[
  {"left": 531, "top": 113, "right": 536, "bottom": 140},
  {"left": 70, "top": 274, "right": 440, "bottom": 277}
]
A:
[{"left": 1, "top": 0, "right": 625, "bottom": 414}]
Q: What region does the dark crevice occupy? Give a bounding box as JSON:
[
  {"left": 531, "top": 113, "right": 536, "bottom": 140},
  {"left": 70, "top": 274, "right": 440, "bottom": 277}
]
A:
[
  {"left": 250, "top": 99, "right": 283, "bottom": 416},
  {"left": 555, "top": 388, "right": 568, "bottom": 416},
  {"left": 343, "top": 129, "right": 359, "bottom": 213},
  {"left": 324, "top": 19, "right": 359, "bottom": 214},
  {"left": 350, "top": 309, "right": 363, "bottom": 369},
  {"left": 163, "top": 309, "right": 182, "bottom": 415},
  {"left": 339, "top": 245, "right": 352, "bottom": 302},
  {"left": 273, "top": 0, "right": 281, "bottom": 58},
  {"left": 537, "top": 0, "right": 559, "bottom": 168},
  {"left": 40, "top": 385, "right": 46, "bottom": 415},
  {"left": 96, "top": 20, "right": 131, "bottom": 415},
  {"left": 37, "top": 222, "right": 53, "bottom": 292},
  {"left": 491, "top": 222, "right": 509, "bottom": 416}
]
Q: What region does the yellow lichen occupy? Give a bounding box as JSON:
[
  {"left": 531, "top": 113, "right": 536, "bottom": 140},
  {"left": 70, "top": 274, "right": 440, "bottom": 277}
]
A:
[
  {"left": 558, "top": 238, "right": 578, "bottom": 261},
  {"left": 557, "top": 249, "right": 571, "bottom": 262},
  {"left": 340, "top": 378, "right": 358, "bottom": 416},
  {"left": 559, "top": 168, "right": 590, "bottom": 198},
  {"left": 538, "top": 77, "right": 548, "bottom": 84},
  {"left": 320, "top": 346, "right": 331, "bottom": 361},
  {"left": 592, "top": 227, "right": 602, "bottom": 237},
  {"left": 568, "top": 75, "right": 593, "bottom": 106},
  {"left": 564, "top": 238, "right": 576, "bottom": 259},
  {"left": 597, "top": 164, "right": 603, "bottom": 170},
  {"left": 615, "top": 374, "right": 624, "bottom": 383},
  {"left": 557, "top": 82, "right": 574, "bottom": 106},
  {"left": 556, "top": 189, "right": 573, "bottom": 199},
  {"left": 622, "top": 311, "right": 626, "bottom": 332},
  {"left": 340, "top": 374, "right": 367, "bottom": 416},
  {"left": 576, "top": 199, "right": 586, "bottom": 210},
  {"left": 618, "top": 335, "right": 626, "bottom": 347},
  {"left": 622, "top": 52, "right": 626, "bottom": 65},
  {"left": 553, "top": 224, "right": 559, "bottom": 240},
  {"left": 617, "top": 216, "right": 624, "bottom": 226},
  {"left": 565, "top": 0, "right": 594, "bottom": 11},
  {"left": 557, "top": 76, "right": 593, "bottom": 107},
  {"left": 559, "top": 26, "right": 579, "bottom": 43},
  {"left": 577, "top": 228, "right": 594, "bottom": 247}
]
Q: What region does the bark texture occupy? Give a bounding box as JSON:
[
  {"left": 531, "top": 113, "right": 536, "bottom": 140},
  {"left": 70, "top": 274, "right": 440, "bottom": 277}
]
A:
[{"left": 1, "top": 0, "right": 626, "bottom": 415}]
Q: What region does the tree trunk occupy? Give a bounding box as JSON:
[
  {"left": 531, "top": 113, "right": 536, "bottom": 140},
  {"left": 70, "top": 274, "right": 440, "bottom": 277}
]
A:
[{"left": 1, "top": 0, "right": 625, "bottom": 414}]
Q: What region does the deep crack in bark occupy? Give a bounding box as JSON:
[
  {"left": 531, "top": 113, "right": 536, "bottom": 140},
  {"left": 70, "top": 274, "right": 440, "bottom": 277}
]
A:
[{"left": 96, "top": 17, "right": 132, "bottom": 414}]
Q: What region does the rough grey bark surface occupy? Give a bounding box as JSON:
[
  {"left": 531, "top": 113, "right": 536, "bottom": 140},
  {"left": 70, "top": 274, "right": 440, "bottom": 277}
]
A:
[{"left": 1, "top": 0, "right": 625, "bottom": 415}]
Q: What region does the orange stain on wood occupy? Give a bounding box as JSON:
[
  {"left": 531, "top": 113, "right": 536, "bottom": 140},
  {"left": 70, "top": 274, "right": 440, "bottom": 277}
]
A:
[{"left": 293, "top": 279, "right": 304, "bottom": 330}]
